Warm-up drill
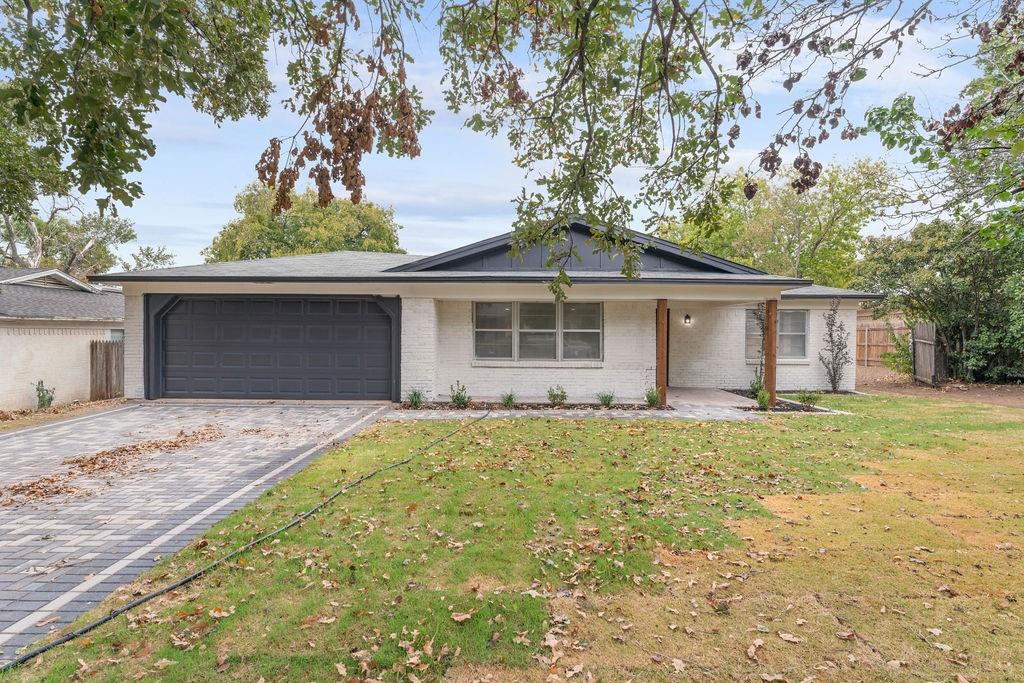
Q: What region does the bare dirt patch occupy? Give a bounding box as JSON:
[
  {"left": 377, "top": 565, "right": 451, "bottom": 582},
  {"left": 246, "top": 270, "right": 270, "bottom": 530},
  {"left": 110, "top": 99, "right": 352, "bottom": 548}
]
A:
[
  {"left": 0, "top": 424, "right": 225, "bottom": 506},
  {"left": 858, "top": 365, "right": 1024, "bottom": 409}
]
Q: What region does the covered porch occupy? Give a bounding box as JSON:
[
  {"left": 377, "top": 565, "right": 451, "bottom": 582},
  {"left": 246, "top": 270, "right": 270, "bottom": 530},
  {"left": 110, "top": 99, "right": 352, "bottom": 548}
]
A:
[{"left": 655, "top": 298, "right": 780, "bottom": 407}]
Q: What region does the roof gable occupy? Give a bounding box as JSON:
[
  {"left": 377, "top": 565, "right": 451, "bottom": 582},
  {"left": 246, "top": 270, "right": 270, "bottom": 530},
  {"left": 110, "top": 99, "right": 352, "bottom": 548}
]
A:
[
  {"left": 388, "top": 222, "right": 765, "bottom": 275},
  {"left": 0, "top": 268, "right": 98, "bottom": 292}
]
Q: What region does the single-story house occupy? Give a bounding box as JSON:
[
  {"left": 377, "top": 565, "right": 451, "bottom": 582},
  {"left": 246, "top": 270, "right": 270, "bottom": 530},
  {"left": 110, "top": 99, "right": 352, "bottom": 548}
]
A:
[
  {"left": 91, "top": 223, "right": 879, "bottom": 405},
  {"left": 0, "top": 267, "right": 125, "bottom": 410}
]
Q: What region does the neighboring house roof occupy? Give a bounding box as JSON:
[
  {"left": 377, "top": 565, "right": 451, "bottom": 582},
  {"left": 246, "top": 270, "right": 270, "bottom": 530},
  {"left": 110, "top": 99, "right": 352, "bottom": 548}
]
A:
[
  {"left": 0, "top": 268, "right": 124, "bottom": 321},
  {"left": 0, "top": 267, "right": 100, "bottom": 293},
  {"left": 781, "top": 284, "right": 883, "bottom": 300}
]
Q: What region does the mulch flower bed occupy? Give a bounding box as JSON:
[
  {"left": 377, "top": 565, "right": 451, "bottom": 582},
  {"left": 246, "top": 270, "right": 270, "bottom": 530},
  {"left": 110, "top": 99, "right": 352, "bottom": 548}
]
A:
[
  {"left": 726, "top": 390, "right": 832, "bottom": 413},
  {"left": 398, "top": 402, "right": 671, "bottom": 411}
]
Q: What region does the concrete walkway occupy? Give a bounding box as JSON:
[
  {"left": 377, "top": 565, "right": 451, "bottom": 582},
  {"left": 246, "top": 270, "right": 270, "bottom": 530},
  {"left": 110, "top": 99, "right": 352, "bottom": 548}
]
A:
[{"left": 0, "top": 403, "right": 386, "bottom": 662}]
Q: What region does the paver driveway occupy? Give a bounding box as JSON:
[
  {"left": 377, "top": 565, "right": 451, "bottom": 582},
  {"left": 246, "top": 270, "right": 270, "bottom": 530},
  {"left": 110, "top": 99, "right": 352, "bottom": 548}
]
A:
[{"left": 0, "top": 402, "right": 387, "bottom": 662}]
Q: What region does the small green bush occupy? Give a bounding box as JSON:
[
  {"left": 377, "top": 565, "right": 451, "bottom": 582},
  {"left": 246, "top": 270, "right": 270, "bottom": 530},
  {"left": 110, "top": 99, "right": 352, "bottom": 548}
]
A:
[
  {"left": 596, "top": 391, "right": 615, "bottom": 408},
  {"left": 749, "top": 372, "right": 764, "bottom": 396},
  {"left": 795, "top": 389, "right": 819, "bottom": 407},
  {"left": 547, "top": 385, "right": 568, "bottom": 406},
  {"left": 756, "top": 388, "right": 772, "bottom": 411},
  {"left": 34, "top": 380, "right": 55, "bottom": 409},
  {"left": 450, "top": 381, "right": 471, "bottom": 409},
  {"left": 500, "top": 391, "right": 517, "bottom": 409},
  {"left": 644, "top": 386, "right": 662, "bottom": 408},
  {"left": 406, "top": 388, "right": 424, "bottom": 409},
  {"left": 881, "top": 324, "right": 913, "bottom": 375}
]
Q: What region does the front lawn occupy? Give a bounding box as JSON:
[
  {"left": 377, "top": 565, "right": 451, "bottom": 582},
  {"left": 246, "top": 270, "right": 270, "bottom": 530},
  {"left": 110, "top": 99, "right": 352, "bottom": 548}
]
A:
[{"left": 9, "top": 395, "right": 1023, "bottom": 681}]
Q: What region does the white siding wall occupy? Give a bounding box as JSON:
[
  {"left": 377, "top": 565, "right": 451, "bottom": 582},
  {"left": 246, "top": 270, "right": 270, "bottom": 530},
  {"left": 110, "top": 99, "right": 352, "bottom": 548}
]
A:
[
  {"left": 668, "top": 301, "right": 858, "bottom": 392},
  {"left": 430, "top": 299, "right": 657, "bottom": 402},
  {"left": 0, "top": 322, "right": 116, "bottom": 410},
  {"left": 123, "top": 294, "right": 145, "bottom": 399},
  {"left": 399, "top": 297, "right": 439, "bottom": 400}
]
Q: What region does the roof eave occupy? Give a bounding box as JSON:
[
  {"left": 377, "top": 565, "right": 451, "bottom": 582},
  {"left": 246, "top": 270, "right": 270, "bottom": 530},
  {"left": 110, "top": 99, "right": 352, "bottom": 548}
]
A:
[{"left": 90, "top": 274, "right": 811, "bottom": 286}]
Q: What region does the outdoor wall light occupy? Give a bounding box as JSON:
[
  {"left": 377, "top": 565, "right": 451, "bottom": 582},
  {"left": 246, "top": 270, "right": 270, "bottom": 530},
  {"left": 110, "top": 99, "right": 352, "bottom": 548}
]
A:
[{"left": 684, "top": 314, "right": 692, "bottom": 326}]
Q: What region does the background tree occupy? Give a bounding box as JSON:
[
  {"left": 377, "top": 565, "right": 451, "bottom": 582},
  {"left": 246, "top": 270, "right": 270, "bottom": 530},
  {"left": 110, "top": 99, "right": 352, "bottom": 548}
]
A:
[
  {"left": 203, "top": 184, "right": 404, "bottom": 263},
  {"left": 2, "top": 0, "right": 1020, "bottom": 292},
  {"left": 661, "top": 161, "right": 898, "bottom": 287},
  {"left": 859, "top": 219, "right": 1024, "bottom": 382},
  {"left": 1, "top": 205, "right": 173, "bottom": 278}
]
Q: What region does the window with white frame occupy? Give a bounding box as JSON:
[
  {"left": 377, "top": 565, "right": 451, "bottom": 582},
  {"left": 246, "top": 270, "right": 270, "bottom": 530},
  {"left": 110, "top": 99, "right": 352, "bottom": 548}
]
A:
[
  {"left": 744, "top": 308, "right": 808, "bottom": 360},
  {"left": 473, "top": 302, "right": 602, "bottom": 360}
]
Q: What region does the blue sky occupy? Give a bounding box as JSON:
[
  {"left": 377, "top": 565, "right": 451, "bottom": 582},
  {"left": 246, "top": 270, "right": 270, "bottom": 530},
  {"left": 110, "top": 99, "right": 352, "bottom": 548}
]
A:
[{"left": 121, "top": 18, "right": 976, "bottom": 266}]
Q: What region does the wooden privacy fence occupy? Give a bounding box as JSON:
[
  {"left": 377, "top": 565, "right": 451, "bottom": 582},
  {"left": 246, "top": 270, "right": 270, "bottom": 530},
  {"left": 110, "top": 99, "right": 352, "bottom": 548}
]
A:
[
  {"left": 912, "top": 322, "right": 948, "bottom": 386},
  {"left": 90, "top": 339, "right": 124, "bottom": 401},
  {"left": 856, "top": 312, "right": 908, "bottom": 367}
]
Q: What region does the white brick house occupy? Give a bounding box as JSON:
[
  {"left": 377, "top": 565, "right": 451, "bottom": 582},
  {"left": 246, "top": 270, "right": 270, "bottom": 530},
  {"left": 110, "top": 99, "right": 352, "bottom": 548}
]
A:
[
  {"left": 95, "top": 223, "right": 876, "bottom": 405},
  {"left": 0, "top": 268, "right": 124, "bottom": 410}
]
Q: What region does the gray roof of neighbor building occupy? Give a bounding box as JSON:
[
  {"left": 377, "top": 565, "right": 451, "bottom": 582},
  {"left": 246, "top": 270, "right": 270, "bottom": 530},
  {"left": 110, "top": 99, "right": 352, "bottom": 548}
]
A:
[
  {"left": 0, "top": 282, "right": 124, "bottom": 321},
  {"left": 781, "top": 284, "right": 882, "bottom": 300},
  {"left": 0, "top": 267, "right": 49, "bottom": 280}
]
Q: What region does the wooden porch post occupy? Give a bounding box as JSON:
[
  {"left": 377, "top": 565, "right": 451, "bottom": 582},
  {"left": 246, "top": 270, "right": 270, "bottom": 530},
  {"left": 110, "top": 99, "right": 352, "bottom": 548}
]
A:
[
  {"left": 656, "top": 299, "right": 668, "bottom": 407},
  {"left": 764, "top": 299, "right": 778, "bottom": 405}
]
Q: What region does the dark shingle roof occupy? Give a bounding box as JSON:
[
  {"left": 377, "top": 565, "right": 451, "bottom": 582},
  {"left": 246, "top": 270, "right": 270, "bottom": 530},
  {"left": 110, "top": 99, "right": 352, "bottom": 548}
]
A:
[
  {"left": 90, "top": 250, "right": 809, "bottom": 286},
  {"left": 0, "top": 283, "right": 124, "bottom": 321},
  {"left": 0, "top": 267, "right": 48, "bottom": 281},
  {"left": 782, "top": 284, "right": 882, "bottom": 300}
]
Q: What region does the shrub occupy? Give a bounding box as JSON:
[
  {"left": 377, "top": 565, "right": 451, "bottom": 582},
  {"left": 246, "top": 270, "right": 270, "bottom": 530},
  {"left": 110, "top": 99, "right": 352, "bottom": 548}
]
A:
[
  {"left": 547, "top": 385, "right": 567, "bottom": 406},
  {"left": 596, "top": 391, "right": 615, "bottom": 408},
  {"left": 818, "top": 297, "right": 852, "bottom": 392},
  {"left": 500, "top": 391, "right": 517, "bottom": 409},
  {"left": 34, "top": 381, "right": 55, "bottom": 409},
  {"left": 880, "top": 324, "right": 913, "bottom": 375},
  {"left": 795, "top": 389, "right": 819, "bottom": 407},
  {"left": 749, "top": 372, "right": 764, "bottom": 397},
  {"left": 644, "top": 386, "right": 662, "bottom": 408},
  {"left": 450, "top": 381, "right": 470, "bottom": 409},
  {"left": 406, "top": 389, "right": 424, "bottom": 409},
  {"left": 756, "top": 388, "right": 772, "bottom": 411}
]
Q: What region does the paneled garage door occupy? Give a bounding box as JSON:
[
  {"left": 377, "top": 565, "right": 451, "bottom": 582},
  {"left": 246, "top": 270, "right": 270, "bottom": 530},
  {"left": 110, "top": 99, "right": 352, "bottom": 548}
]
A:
[{"left": 159, "top": 296, "right": 394, "bottom": 399}]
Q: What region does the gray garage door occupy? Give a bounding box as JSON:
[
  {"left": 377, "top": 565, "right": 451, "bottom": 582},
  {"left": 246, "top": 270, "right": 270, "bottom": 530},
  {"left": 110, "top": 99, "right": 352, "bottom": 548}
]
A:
[{"left": 160, "top": 296, "right": 393, "bottom": 399}]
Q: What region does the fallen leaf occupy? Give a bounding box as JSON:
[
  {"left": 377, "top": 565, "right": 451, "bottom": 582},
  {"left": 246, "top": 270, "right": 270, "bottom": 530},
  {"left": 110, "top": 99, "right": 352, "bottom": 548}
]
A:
[
  {"left": 778, "top": 631, "right": 803, "bottom": 644},
  {"left": 671, "top": 658, "right": 686, "bottom": 672},
  {"left": 153, "top": 658, "right": 176, "bottom": 670},
  {"left": 835, "top": 630, "right": 856, "bottom": 641},
  {"left": 747, "top": 638, "right": 764, "bottom": 660},
  {"left": 451, "top": 612, "right": 473, "bottom": 623},
  {"left": 335, "top": 663, "right": 348, "bottom": 676},
  {"left": 208, "top": 607, "right": 232, "bottom": 619}
]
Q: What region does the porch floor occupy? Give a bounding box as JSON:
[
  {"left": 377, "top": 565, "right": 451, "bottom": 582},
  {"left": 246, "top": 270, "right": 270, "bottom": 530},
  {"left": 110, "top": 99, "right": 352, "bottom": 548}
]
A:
[{"left": 667, "top": 386, "right": 757, "bottom": 409}]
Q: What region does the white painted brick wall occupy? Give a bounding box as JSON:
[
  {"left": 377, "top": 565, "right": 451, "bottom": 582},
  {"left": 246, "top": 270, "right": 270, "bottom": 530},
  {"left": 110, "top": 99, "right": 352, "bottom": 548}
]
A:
[
  {"left": 399, "top": 297, "right": 439, "bottom": 400},
  {"left": 433, "top": 299, "right": 656, "bottom": 402},
  {"left": 123, "top": 294, "right": 145, "bottom": 399},
  {"left": 668, "top": 302, "right": 857, "bottom": 392},
  {"left": 0, "top": 324, "right": 115, "bottom": 410}
]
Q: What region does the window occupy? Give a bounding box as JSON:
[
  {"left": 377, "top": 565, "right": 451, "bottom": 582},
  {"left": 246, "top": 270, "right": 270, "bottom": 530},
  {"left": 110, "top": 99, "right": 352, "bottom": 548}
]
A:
[
  {"left": 473, "top": 302, "right": 603, "bottom": 361},
  {"left": 110, "top": 329, "right": 125, "bottom": 342},
  {"left": 744, "top": 308, "right": 807, "bottom": 360},
  {"left": 473, "top": 302, "right": 513, "bottom": 359},
  {"left": 562, "top": 302, "right": 602, "bottom": 359}
]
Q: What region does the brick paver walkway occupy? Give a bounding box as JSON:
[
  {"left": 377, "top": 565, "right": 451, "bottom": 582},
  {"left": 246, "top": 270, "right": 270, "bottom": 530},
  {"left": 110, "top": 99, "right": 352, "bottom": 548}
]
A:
[{"left": 0, "top": 403, "right": 386, "bottom": 662}]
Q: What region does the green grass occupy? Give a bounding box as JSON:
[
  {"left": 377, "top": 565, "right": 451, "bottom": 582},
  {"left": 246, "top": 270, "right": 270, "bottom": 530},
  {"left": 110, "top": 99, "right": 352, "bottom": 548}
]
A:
[{"left": 9, "top": 394, "right": 1024, "bottom": 681}]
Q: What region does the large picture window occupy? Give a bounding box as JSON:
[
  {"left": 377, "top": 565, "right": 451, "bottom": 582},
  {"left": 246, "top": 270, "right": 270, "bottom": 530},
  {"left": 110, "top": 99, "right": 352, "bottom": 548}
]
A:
[
  {"left": 744, "top": 308, "right": 808, "bottom": 360},
  {"left": 473, "top": 302, "right": 603, "bottom": 361}
]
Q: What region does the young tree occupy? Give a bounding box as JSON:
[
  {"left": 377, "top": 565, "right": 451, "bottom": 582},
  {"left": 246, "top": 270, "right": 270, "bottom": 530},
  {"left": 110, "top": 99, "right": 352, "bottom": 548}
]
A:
[
  {"left": 818, "top": 298, "right": 852, "bottom": 392},
  {"left": 661, "top": 161, "right": 898, "bottom": 286},
  {"left": 2, "top": 1, "right": 1020, "bottom": 290},
  {"left": 859, "top": 219, "right": 1024, "bottom": 382},
  {"left": 203, "top": 184, "right": 404, "bottom": 262}
]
